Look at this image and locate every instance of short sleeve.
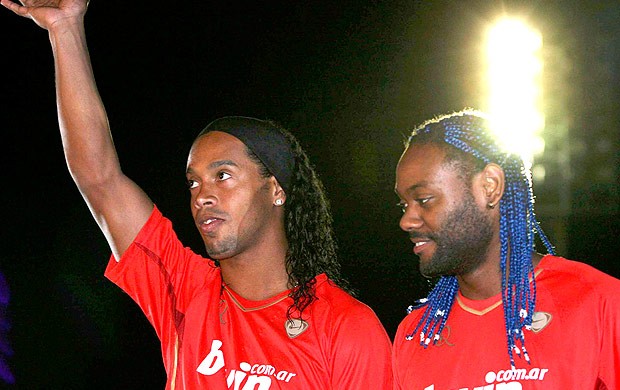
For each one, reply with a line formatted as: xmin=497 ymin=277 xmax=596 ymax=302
xmin=104 ymin=206 xmax=218 ymax=375
xmin=328 ymin=303 xmax=393 ymax=389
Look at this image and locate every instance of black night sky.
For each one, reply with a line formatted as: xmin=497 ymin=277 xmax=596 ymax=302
xmin=1 ymin=1 xmax=619 ymax=388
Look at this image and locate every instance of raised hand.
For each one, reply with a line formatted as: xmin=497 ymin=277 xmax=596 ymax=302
xmin=0 ymin=0 xmax=88 ymax=30
xmin=3 ymin=0 xmax=153 ymax=260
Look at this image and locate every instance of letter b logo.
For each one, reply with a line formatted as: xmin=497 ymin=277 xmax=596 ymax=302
xmin=197 ymin=339 xmax=225 ymax=375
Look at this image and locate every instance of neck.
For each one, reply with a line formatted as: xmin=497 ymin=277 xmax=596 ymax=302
xmin=456 ymin=233 xmax=502 ymax=300
xmin=457 ymin=251 xmax=544 ymax=300
xmin=457 ymin=265 xmax=502 ymax=300
xmin=219 ymin=232 xmax=290 ymax=301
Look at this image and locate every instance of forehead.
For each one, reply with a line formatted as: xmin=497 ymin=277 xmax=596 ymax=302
xmin=395 ymin=143 xmax=461 ymax=195
xmin=187 ymin=131 xmax=252 ymax=169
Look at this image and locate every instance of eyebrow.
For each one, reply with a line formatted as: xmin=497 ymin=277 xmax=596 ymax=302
xmin=186 ymin=159 xmax=239 ymax=174
xmin=394 ymin=181 xmax=430 ymax=197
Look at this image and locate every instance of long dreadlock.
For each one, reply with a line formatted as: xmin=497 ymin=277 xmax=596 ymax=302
xmin=403 ymin=109 xmax=555 ymax=368
xmin=266 ymin=122 xmax=354 ymax=319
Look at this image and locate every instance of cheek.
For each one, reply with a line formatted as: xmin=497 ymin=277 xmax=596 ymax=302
xmin=240 ymin=190 xmax=274 ymax=220
xmin=427 ymin=207 xmax=451 ymax=232
xmin=228 ymin=190 xmax=259 ymax=217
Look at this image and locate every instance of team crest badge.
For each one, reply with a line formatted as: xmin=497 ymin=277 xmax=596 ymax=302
xmin=285 ymin=318 xmax=309 ymax=338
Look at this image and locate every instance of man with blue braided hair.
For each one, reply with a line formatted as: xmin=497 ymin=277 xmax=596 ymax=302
xmin=392 ymin=109 xmax=620 ymax=389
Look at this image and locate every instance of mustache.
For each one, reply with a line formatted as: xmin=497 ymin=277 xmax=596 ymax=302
xmin=196 ymin=209 xmax=229 ymax=221
xmin=408 ymin=231 xmax=436 ymax=240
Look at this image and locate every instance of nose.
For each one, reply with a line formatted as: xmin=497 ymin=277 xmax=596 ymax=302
xmin=399 ymin=206 xmax=423 ymax=232
xmin=193 ymin=184 xmax=218 ymax=209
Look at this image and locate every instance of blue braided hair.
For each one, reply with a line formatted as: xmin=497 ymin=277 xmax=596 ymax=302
xmin=403 ymin=109 xmax=555 ymax=368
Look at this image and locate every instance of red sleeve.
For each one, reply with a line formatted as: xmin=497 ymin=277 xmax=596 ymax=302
xmin=104 ymin=206 xmax=218 ymax=374
xmin=392 ymin=309 xmax=419 ymax=390
xmin=328 ymin=302 xmax=393 ymax=389
xmin=597 ymin=272 xmax=620 ymax=389
xmin=392 ymin=317 xmax=406 ymax=390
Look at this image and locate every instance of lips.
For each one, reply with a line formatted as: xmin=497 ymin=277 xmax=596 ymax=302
xmin=197 ymin=215 xmax=225 ymax=234
xmin=412 ymin=239 xmax=431 ymax=255
xmin=409 ymin=235 xmax=434 ymax=256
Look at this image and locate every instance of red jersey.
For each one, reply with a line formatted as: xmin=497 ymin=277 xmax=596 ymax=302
xmin=393 ymin=255 xmax=620 ymax=389
xmin=105 ymin=206 xmax=393 ymax=389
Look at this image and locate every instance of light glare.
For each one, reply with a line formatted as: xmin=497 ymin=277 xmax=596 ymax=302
xmin=485 ymin=19 xmax=544 ymax=164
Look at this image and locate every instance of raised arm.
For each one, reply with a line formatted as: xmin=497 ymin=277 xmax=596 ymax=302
xmin=2 ymin=0 xmax=153 ymax=260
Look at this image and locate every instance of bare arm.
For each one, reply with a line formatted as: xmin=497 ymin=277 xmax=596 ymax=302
xmin=2 ymin=0 xmax=153 ymax=260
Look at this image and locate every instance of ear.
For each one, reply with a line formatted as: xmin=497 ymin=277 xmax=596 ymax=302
xmin=479 ymin=163 xmax=505 ymax=209
xmin=270 ymin=176 xmax=287 ymax=206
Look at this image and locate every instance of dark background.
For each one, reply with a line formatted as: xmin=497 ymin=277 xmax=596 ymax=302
xmin=1 ymin=1 xmax=619 ymax=388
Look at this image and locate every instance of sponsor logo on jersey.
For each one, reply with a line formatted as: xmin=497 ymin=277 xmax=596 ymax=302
xmin=197 ymin=339 xmax=298 ymax=389
xmin=423 ymin=366 xmax=550 ymax=389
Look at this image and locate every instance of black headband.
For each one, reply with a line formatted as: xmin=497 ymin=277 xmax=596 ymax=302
xmin=201 ymin=116 xmax=295 ymax=194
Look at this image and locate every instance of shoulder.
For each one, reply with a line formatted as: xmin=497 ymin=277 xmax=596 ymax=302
xmin=393 ymin=304 xmax=425 ymax=346
xmin=308 ymin=275 xmax=392 ymax=372
xmin=538 ymin=255 xmax=620 ymax=289
xmin=112 ymin=205 xmax=215 ymax=272
xmin=313 ymin=275 xmax=377 ymax=317
xmin=135 ymin=206 xmax=187 ymax=247
xmin=309 ymin=275 xmax=388 ymax=335
xmin=537 ymin=255 xmax=620 ymax=303
xmin=138 ymin=207 xmax=209 ymax=255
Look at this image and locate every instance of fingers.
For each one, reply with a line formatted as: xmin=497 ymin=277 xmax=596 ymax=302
xmin=0 ymin=0 xmax=30 ymax=17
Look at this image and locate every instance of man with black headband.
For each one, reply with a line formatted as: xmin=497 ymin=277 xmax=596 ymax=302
xmin=2 ymin=0 xmax=393 ymax=388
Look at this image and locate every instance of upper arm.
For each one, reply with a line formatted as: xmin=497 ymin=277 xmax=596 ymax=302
xmin=329 ymin=305 xmax=393 ymax=389
xmin=598 ymin=280 xmax=620 ymax=388
xmin=79 ymin=172 xmax=154 ymax=260
xmin=44 ymin=17 xmax=157 ymax=260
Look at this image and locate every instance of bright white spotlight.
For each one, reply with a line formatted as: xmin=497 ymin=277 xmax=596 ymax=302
xmin=485 ymin=18 xmax=544 ymax=164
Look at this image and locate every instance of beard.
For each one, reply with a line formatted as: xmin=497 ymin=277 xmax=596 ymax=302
xmin=418 ymin=192 xmax=495 ymax=278
xmin=204 ymin=236 xmax=238 ymax=259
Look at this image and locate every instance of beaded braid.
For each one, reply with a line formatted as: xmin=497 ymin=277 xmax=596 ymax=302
xmin=403 ymin=109 xmax=555 ymax=368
